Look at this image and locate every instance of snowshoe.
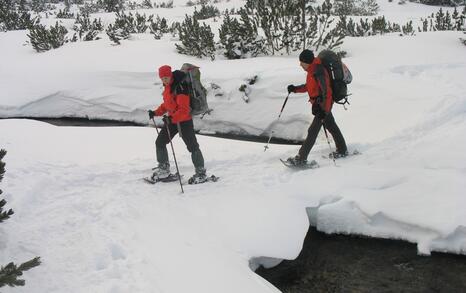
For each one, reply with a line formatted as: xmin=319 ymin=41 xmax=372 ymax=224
xmin=150 ymin=163 xmax=170 ymax=179
xmin=280 ymin=157 xmax=319 ymax=170
xmin=143 ymin=173 xmax=182 ymax=184
xmin=188 ymin=174 xmax=219 ymax=185
xmin=325 ymin=150 xmax=360 ymax=160
xmin=330 ymin=151 xmax=348 ymax=159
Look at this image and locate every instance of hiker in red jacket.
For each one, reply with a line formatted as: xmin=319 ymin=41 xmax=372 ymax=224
xmin=286 ymin=49 xmax=347 ymax=166
xmin=148 ymin=65 xmax=207 ymax=183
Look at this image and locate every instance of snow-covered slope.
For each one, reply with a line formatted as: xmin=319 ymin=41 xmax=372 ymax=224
xmin=1 ymin=1 xmax=465 ymax=141
xmin=1 ymin=1 xmax=466 ymax=292
xmin=0 ymin=113 xmax=465 ymax=292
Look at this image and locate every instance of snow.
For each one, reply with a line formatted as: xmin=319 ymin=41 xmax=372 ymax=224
xmin=1 ymin=0 xmax=466 ymax=292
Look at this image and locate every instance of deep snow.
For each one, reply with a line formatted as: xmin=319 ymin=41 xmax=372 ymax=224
xmin=1 ymin=0 xmax=466 ymax=292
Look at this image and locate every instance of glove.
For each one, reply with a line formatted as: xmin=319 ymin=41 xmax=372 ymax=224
xmin=312 ymin=103 xmax=327 ymax=120
xmin=148 ymin=110 xmax=155 ymax=120
xmin=287 ymin=84 xmax=297 ymax=93
xmin=162 ymin=115 xmax=172 ymax=125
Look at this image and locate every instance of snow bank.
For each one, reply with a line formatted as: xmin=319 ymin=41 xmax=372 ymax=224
xmin=0 ymin=114 xmax=465 ymax=292
xmin=1 ymin=1 xmax=466 ymax=292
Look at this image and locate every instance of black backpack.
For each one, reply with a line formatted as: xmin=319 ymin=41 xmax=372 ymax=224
xmin=318 ymin=50 xmax=353 ymax=105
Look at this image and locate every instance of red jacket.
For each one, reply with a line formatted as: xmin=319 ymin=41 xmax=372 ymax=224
xmin=154 ymin=84 xmax=191 ymax=123
xmin=295 ymin=57 xmax=333 ymax=113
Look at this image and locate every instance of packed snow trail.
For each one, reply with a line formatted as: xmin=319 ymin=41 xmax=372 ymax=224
xmin=1 ymin=118 xmax=465 ymax=293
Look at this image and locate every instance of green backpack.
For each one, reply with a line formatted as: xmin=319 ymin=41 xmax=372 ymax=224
xmin=180 ymin=63 xmax=210 ymax=116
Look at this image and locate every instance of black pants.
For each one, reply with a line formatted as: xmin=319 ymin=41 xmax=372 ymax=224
xmin=299 ymin=112 xmax=347 ymax=160
xmin=155 ymin=119 xmax=205 ymax=171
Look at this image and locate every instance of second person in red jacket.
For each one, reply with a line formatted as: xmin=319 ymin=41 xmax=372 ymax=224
xmin=286 ymin=49 xmax=347 ymax=166
xmin=148 ymin=65 xmax=207 ymax=183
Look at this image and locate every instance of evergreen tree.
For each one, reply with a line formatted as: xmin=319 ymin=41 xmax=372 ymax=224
xmin=31 ymin=0 xmax=46 ymax=13
xmin=175 ymin=14 xmax=215 ymax=60
xmin=141 ymin=0 xmax=152 ymax=8
xmin=218 ymin=12 xmax=242 ymax=59
xmin=73 ymin=13 xmax=103 ymax=41
xmin=333 ymin=0 xmax=354 ymax=16
xmin=106 ymin=11 xmax=153 ymax=44
xmin=356 ymin=18 xmax=371 ymax=36
xmin=0 ymin=0 xmax=38 ymax=31
xmin=358 ymin=0 xmax=379 ymax=16
xmin=56 ymin=8 xmax=74 ymax=19
xmin=0 ymin=150 xmax=11 ymax=223
xmin=149 ymin=15 xmax=169 ymax=39
xmin=28 ymin=22 xmax=68 ymax=52
xmin=307 ymin=0 xmax=345 ymax=51
xmin=243 ymin=0 xmax=304 ymax=55
xmin=371 ymin=16 xmax=386 ymax=34
xmin=435 ymin=8 xmax=446 ymax=30
xmin=98 ymin=0 xmax=123 ymax=12
xmin=106 ymin=23 xmax=129 ymax=45
xmin=193 ymin=4 xmax=220 ymax=20
xmin=218 ymin=11 xmax=266 ymax=59
xmin=0 ymin=150 xmax=41 ymax=288
xmin=401 ymin=20 xmax=414 ymax=35
xmin=452 ymin=6 xmax=466 ymax=30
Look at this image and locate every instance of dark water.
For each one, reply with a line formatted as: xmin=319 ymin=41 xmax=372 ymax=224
xmin=4 ymin=117 xmax=466 ymax=292
xmin=256 ymin=228 xmax=466 ymax=293
xmin=3 ymin=117 xmax=302 ymax=145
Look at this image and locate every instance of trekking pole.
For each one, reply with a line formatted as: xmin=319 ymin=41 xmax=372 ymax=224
xmin=163 ymin=116 xmax=184 ymax=193
xmin=322 ymin=122 xmax=337 ymax=166
xmin=151 ymin=117 xmax=160 ymax=135
xmin=264 ymin=93 xmax=290 ymax=152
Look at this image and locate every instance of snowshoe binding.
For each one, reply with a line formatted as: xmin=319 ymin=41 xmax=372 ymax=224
xmin=326 ymin=150 xmax=360 ymax=160
xmin=143 ymin=173 xmax=182 ymax=184
xmin=281 ymin=155 xmax=319 ymax=170
xmin=143 ymin=163 xmax=180 ymax=184
xmin=188 ymin=168 xmax=219 ymax=185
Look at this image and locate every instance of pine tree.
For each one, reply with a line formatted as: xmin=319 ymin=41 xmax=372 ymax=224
xmin=402 ymin=20 xmax=414 ymax=35
xmin=358 ymin=0 xmax=379 ymax=16
xmin=454 ymin=6 xmax=466 ymax=30
xmin=218 ymin=11 xmax=266 ymax=59
xmin=28 ymin=22 xmax=68 ymax=52
xmin=31 ymin=0 xmax=45 ymax=13
xmin=307 ymin=0 xmax=345 ymax=51
xmin=106 ymin=23 xmax=129 ymax=45
xmin=98 ymin=0 xmax=123 ymax=12
xmin=149 ymin=15 xmax=169 ymax=39
xmin=73 ymin=13 xmax=103 ymax=41
xmin=0 ymin=0 xmax=38 ymax=31
xmin=193 ymin=4 xmax=220 ymax=20
xmin=175 ymin=14 xmax=215 ymax=60
xmin=445 ymin=10 xmax=453 ymax=30
xmin=435 ymin=8 xmax=446 ymax=30
xmin=333 ymin=0 xmax=354 ymax=16
xmin=141 ymin=0 xmax=152 ymax=8
xmin=243 ymin=0 xmax=305 ymax=55
xmin=0 ymin=150 xmax=41 ymax=288
xmin=371 ymin=16 xmax=388 ymax=34
xmin=218 ymin=12 xmax=241 ymax=59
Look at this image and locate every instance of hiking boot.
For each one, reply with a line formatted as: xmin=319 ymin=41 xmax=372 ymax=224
xmin=286 ymin=155 xmax=307 ymax=166
xmin=188 ymin=168 xmax=207 ymax=184
xmin=151 ymin=163 xmax=170 ymax=180
xmin=329 ymin=150 xmax=348 ymax=159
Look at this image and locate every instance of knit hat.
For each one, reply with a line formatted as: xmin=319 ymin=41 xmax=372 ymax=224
xmin=299 ymin=49 xmax=314 ymax=64
xmin=158 ymin=65 xmax=173 ymax=78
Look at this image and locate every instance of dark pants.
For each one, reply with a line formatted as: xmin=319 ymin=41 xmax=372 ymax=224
xmin=299 ymin=112 xmax=347 ymax=160
xmin=155 ymin=119 xmax=205 ymax=171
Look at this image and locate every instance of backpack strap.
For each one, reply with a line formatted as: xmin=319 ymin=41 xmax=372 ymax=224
xmin=314 ymin=64 xmax=328 ymax=105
